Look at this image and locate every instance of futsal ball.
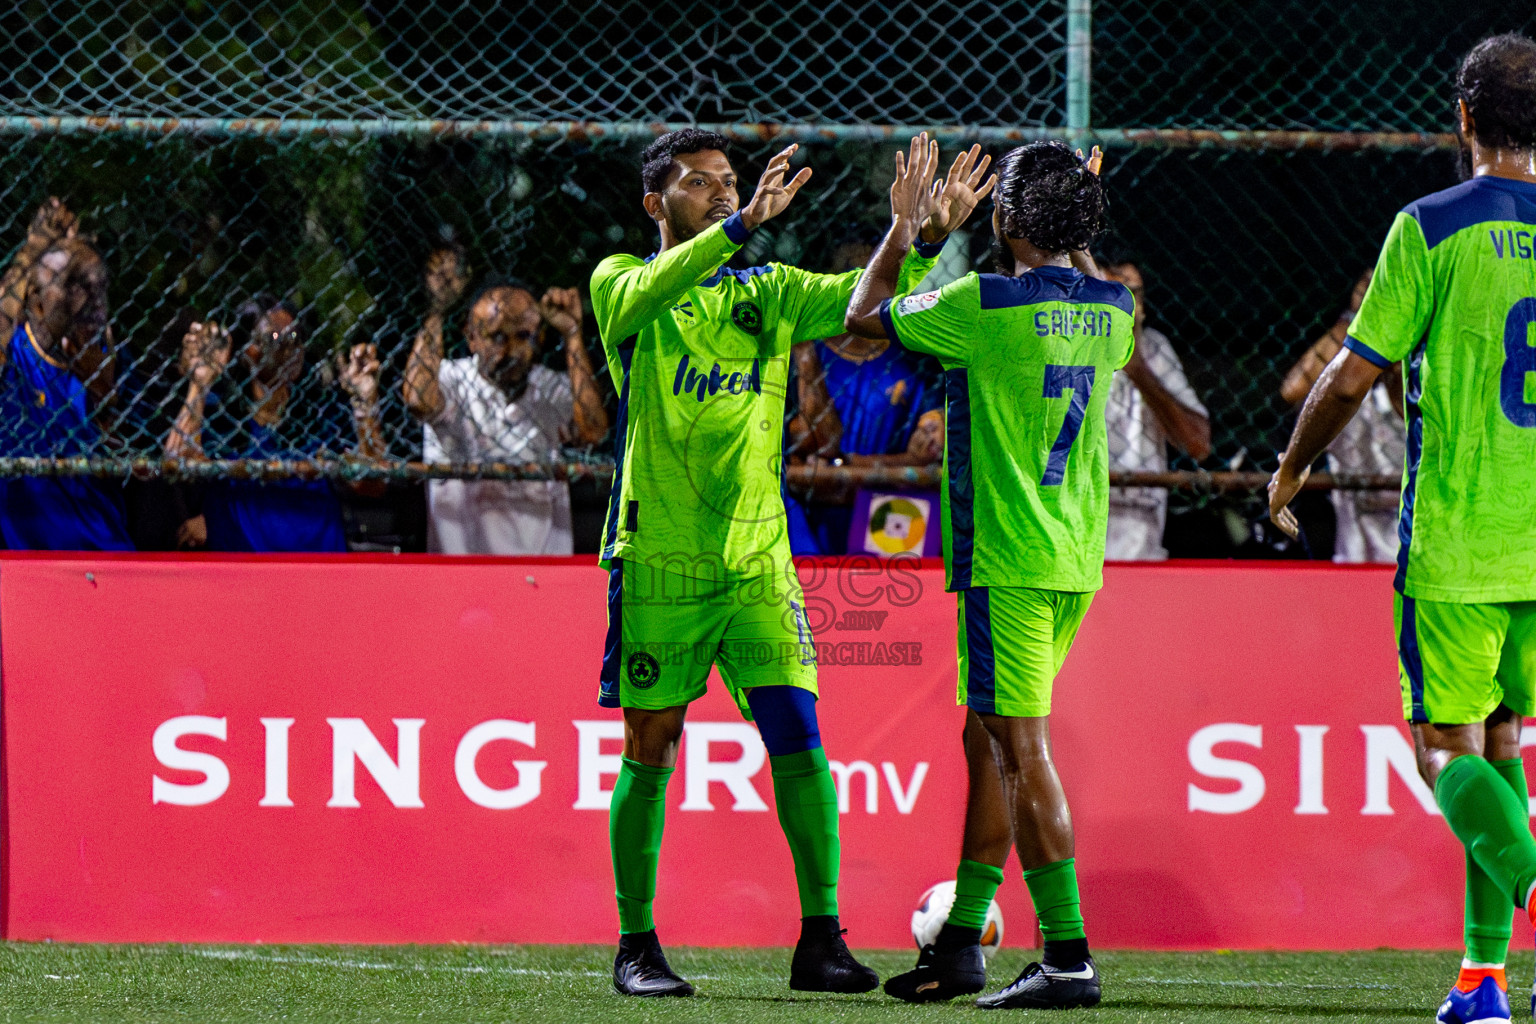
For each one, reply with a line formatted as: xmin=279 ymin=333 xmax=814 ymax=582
xmin=911 ymin=880 xmax=1004 ymax=959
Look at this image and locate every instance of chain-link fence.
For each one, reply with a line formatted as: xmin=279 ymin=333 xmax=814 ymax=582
xmin=1 ymin=1 xmax=1533 ymax=554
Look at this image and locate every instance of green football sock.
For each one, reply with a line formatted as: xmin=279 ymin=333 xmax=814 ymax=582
xmin=947 ymin=859 xmax=1005 ymax=932
xmin=1464 ymin=757 xmax=1529 ymax=964
xmin=770 ymin=748 xmax=840 ymax=918
xmin=1437 ymin=755 xmax=1536 ymax=917
xmin=1023 ymin=857 xmax=1086 ymax=943
xmin=609 ymin=758 xmax=673 ymax=934
xmin=1494 ymin=756 xmax=1530 ymax=821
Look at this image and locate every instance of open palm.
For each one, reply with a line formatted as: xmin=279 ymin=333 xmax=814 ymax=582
xmin=339 ymin=343 xmax=381 ymax=405
xmin=890 ymin=133 xmax=939 ymax=224
xmin=923 ymin=144 xmax=997 ymax=242
xmin=180 ymin=321 xmax=231 ymax=388
xmin=740 ymin=144 xmax=814 ymax=229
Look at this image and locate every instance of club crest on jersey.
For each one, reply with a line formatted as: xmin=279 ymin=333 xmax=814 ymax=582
xmin=898 ymin=291 xmax=941 ymax=315
xmin=731 ymin=300 xmax=763 ymax=335
xmin=626 ymin=650 xmax=660 ymax=689
xmin=672 ymin=353 xmax=762 ymax=402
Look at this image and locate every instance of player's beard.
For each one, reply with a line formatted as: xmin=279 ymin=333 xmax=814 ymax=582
xmin=669 ymin=220 xmax=702 ymax=243
xmin=662 ymin=197 xmax=727 ymax=244
xmin=487 ymin=356 xmax=531 ymax=401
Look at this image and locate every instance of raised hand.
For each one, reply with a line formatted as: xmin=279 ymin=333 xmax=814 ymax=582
xmin=3 ymin=198 xmax=78 ymax=322
xmin=739 ymin=144 xmax=814 ymax=230
xmin=338 ymin=342 xmax=382 ymax=406
xmin=1076 ymin=145 xmax=1104 ymax=177
xmin=539 ymin=286 xmax=584 ymax=339
xmin=179 ymin=321 xmax=231 ymax=388
xmin=890 ymin=133 xmax=940 ymax=225
xmin=423 ymin=246 xmax=468 ymax=315
xmin=27 ymin=197 xmax=77 ymax=248
xmin=1065 ymin=146 xmax=1107 ymax=278
xmin=921 ymin=143 xmax=998 ymax=243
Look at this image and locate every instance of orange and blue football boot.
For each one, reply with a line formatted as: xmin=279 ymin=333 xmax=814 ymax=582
xmin=1436 ymin=967 xmax=1509 ymax=1024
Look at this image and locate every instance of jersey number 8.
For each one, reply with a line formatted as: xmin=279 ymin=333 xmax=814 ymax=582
xmin=1501 ymin=297 xmax=1536 ymax=428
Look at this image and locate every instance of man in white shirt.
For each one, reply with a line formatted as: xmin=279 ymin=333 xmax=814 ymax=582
xmin=1325 ymin=386 xmax=1404 ymax=563
xmin=403 ymin=248 xmax=608 ymax=554
xmin=1099 ymin=260 xmax=1212 ymax=560
xmin=1279 ymin=269 xmax=1404 ymax=563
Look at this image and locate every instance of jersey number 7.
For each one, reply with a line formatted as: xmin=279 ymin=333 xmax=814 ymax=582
xmin=1041 ymin=364 xmax=1097 ymax=486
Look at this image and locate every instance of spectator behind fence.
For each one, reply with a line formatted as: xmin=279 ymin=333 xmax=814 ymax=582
xmin=1098 ymin=255 xmax=1211 ymax=561
xmin=163 ymin=297 xmax=386 ymax=552
xmin=1280 ymin=269 xmax=1404 ymax=563
xmin=0 ymin=199 xmax=134 ymax=551
xmin=402 ymin=247 xmax=607 ymax=555
xmin=784 ymin=238 xmax=944 ymax=556
xmin=114 ymin=309 xmax=212 ymax=550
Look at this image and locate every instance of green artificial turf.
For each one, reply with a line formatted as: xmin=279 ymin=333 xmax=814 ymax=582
xmin=0 ymin=942 xmax=1501 ymax=1023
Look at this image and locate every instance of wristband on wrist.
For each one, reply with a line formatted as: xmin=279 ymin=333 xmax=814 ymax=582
xmin=721 ymin=211 xmax=752 ymax=244
xmin=913 ymin=235 xmax=947 ymax=259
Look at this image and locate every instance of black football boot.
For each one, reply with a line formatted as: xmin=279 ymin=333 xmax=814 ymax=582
xmin=788 ymin=915 xmax=880 ymax=993
xmin=612 ymin=930 xmax=694 ymax=997
xmin=884 ymin=924 xmax=988 ymax=1003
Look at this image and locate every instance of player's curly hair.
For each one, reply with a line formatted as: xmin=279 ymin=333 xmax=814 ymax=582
xmin=994 ymin=142 xmax=1108 ymax=256
xmin=1458 ymin=34 xmax=1536 ymax=151
xmin=640 ymin=129 xmax=733 ymax=195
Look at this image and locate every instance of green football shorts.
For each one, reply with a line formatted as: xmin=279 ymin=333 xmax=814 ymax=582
xmin=598 ymin=559 xmax=819 ymax=716
xmin=956 ymin=586 xmax=1093 ymax=717
xmin=1396 ymin=593 xmax=1536 ymax=724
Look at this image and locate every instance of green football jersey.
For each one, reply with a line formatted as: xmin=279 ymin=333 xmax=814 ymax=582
xmin=1347 ymin=175 xmax=1536 ymax=603
xmin=883 ymin=266 xmax=1134 ymax=592
xmin=591 ymin=212 xmax=940 ymax=581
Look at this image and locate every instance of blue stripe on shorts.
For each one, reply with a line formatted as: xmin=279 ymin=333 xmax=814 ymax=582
xmin=598 ymin=560 xmax=624 ymax=708
xmin=1399 ymin=594 xmax=1427 ymax=724
xmin=963 ymin=587 xmax=996 ymax=715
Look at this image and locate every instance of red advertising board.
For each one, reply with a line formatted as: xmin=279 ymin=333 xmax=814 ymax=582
xmin=0 ymin=554 xmax=1481 ymax=949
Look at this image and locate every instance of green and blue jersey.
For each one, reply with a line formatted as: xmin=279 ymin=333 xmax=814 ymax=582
xmin=882 ymin=266 xmax=1135 ymax=592
xmin=1347 ymin=175 xmax=1536 ymax=602
xmin=590 ymin=212 xmax=939 ymax=580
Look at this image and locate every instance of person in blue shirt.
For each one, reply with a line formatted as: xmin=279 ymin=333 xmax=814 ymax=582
xmin=784 ymin=238 xmax=945 ymax=555
xmin=0 ymin=199 xmax=134 ymax=550
xmin=162 ymin=296 xmax=386 ymax=552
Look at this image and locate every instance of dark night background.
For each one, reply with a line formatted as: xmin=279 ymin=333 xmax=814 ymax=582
xmin=0 ymin=1 xmax=1531 ymax=554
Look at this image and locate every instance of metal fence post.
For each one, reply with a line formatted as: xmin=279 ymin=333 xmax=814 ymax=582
xmin=1065 ymin=0 xmax=1092 ymax=145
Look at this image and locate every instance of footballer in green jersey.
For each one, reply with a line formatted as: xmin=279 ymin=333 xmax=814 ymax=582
xmin=1270 ymin=34 xmax=1536 ymax=1020
xmin=847 ymin=137 xmax=1127 ymax=1010
xmin=589 ymin=129 xmax=983 ymax=999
